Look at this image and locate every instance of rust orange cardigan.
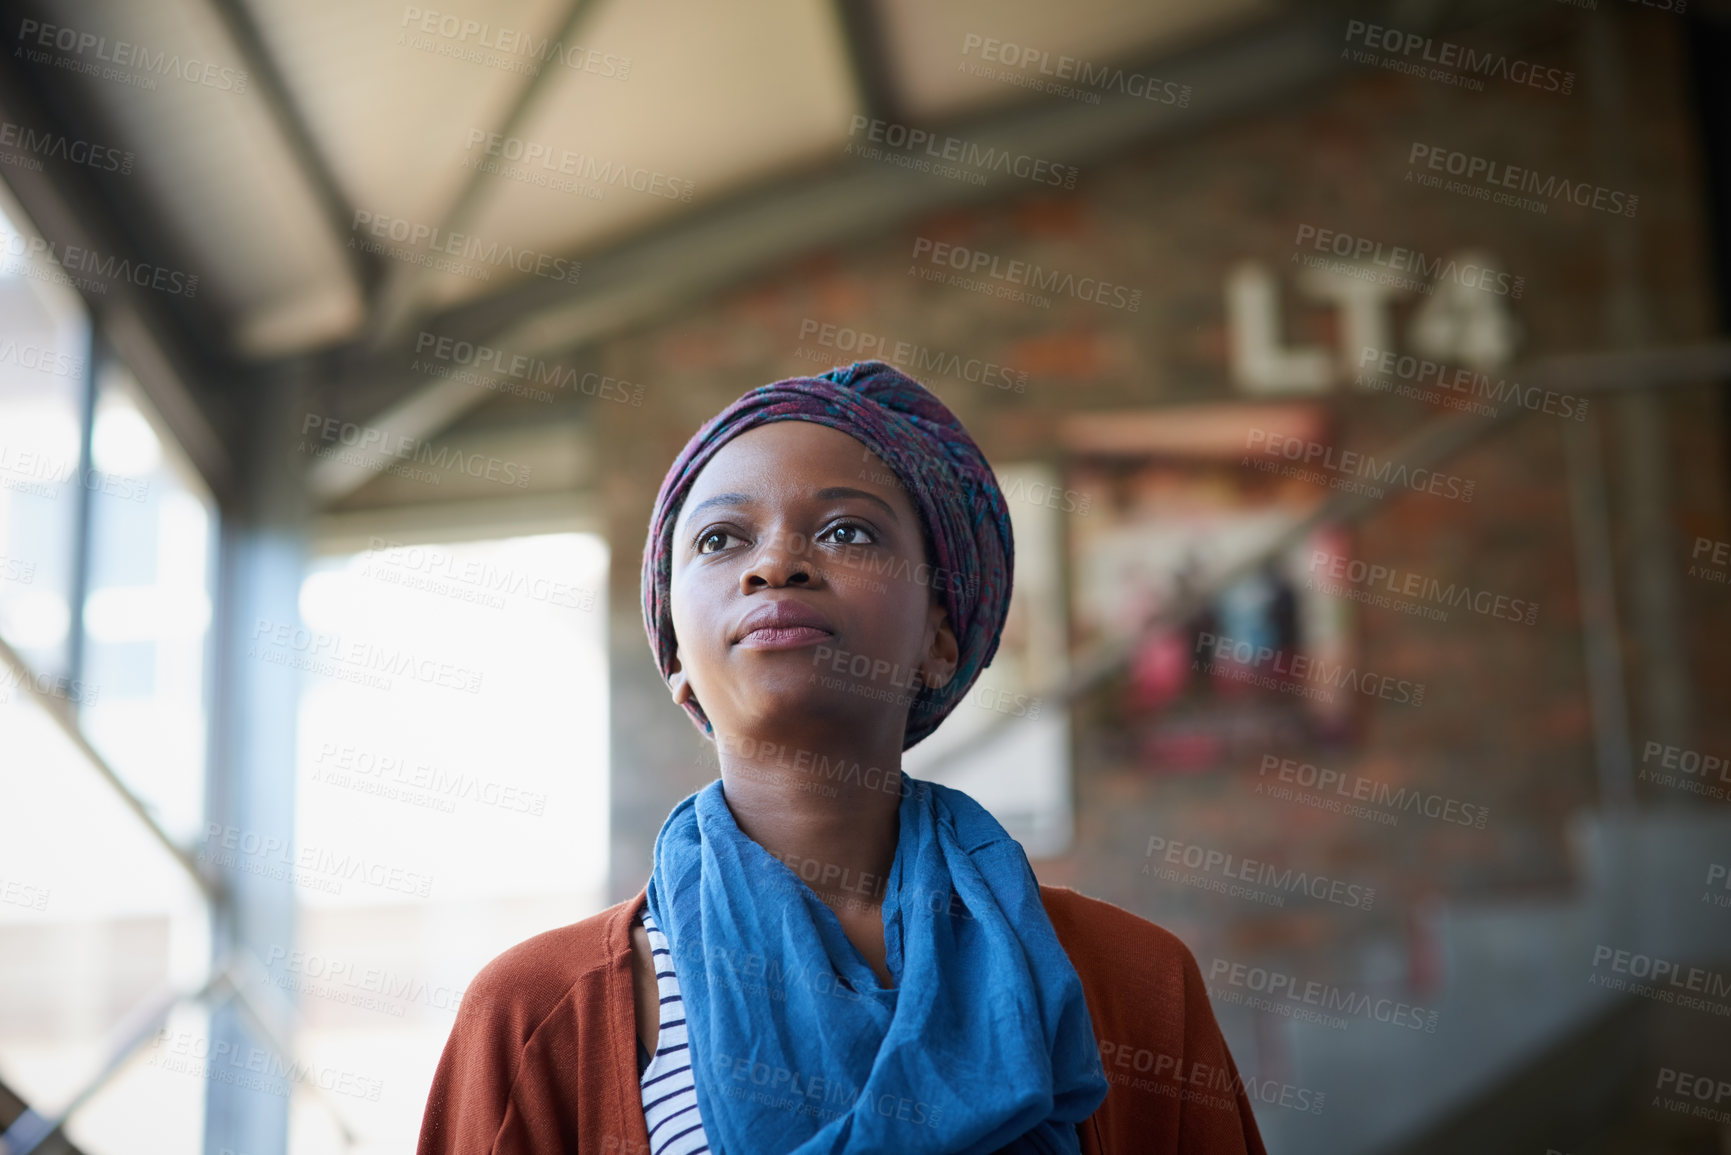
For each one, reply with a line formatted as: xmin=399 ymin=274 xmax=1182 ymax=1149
xmin=418 ymin=884 xmax=1269 ymax=1154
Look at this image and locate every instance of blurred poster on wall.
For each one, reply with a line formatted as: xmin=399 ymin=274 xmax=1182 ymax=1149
xmin=1062 ymin=403 xmax=1356 ymax=776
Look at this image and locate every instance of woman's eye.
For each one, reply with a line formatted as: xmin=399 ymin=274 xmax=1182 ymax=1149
xmin=696 ymin=529 xmax=738 ymax=555
xmin=819 ymin=522 xmax=876 ymax=547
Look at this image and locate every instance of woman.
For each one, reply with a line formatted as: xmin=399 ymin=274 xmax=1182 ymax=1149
xmin=417 ymin=361 xmax=1267 ymax=1154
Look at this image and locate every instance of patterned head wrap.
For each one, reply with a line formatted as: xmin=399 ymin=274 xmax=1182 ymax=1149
xmin=640 ymin=360 xmax=1014 ymax=750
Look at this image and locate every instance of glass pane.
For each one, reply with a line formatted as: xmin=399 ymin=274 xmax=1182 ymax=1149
xmin=79 ymin=359 xmax=217 ymax=846
xmin=63 ymin=1001 xmax=208 ymax=1155
xmin=0 ymin=189 xmax=90 ymax=681
xmin=286 ymin=532 xmax=610 ymax=1153
xmin=0 ymin=683 xmax=211 ymax=1149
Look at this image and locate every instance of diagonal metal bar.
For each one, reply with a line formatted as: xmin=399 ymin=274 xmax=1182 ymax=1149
xmin=201 ymin=0 xmax=377 ymax=297
xmin=222 ymin=950 xmax=362 ymax=1149
xmin=363 ymin=0 xmax=598 ymax=349
xmin=1 ymin=967 xmax=233 ymax=1155
xmin=0 ymin=64 xmax=237 ymax=502
xmin=935 ymin=342 xmax=1731 ymax=764
xmin=1 ymin=949 xmax=362 ymax=1155
xmin=831 ymin=0 xmax=904 ymax=124
xmin=0 ymin=634 xmax=214 ymax=902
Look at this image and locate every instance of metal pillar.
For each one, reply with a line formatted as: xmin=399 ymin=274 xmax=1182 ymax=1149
xmin=202 ymin=369 xmax=311 ymax=1155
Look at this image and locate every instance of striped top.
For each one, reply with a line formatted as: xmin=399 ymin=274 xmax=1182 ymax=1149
xmin=637 ymin=905 xmax=712 ymax=1155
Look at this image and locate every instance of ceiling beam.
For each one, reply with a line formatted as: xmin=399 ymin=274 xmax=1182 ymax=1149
xmin=359 ymin=0 xmax=600 ymax=351
xmin=0 ymin=60 xmax=237 ymax=503
xmin=202 ymin=0 xmax=379 ymax=299
xmin=309 ymin=3 xmax=1362 ymax=504
xmin=831 ymin=0 xmax=906 ymax=125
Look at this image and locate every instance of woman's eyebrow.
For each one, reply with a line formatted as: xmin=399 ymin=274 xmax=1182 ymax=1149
xmin=684 ymin=487 xmax=900 ymax=526
xmin=814 ymin=486 xmax=900 ymax=522
xmin=683 ymin=492 xmax=753 ymax=524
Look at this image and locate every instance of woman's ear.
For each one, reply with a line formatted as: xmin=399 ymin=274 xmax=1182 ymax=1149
xmin=919 ymin=603 xmax=960 ymax=691
xmin=668 ymin=648 xmax=697 ymax=708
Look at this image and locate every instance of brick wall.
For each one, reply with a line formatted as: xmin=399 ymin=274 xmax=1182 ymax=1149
xmin=589 ymin=10 xmax=1731 ymax=976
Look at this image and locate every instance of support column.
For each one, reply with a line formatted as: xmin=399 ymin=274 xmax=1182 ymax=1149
xmin=1583 ymin=11 xmax=1694 ymax=750
xmin=202 ymin=369 xmax=311 ymax=1155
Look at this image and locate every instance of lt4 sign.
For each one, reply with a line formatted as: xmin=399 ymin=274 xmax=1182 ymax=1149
xmin=1225 ymin=250 xmax=1521 ymax=396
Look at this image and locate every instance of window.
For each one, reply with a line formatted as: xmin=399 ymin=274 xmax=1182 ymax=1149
xmin=286 ymin=531 xmax=610 ymax=1150
xmin=0 ymin=195 xmax=90 ymax=682
xmin=0 ymin=186 xmax=215 ymax=1155
xmin=79 ymin=359 xmax=218 ymax=846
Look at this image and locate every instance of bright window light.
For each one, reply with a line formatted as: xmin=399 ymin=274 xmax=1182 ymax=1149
xmin=287 ymin=531 xmax=609 ymax=1154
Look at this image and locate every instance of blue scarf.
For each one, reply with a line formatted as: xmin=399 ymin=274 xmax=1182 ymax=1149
xmin=645 ymin=775 xmax=1108 ymax=1154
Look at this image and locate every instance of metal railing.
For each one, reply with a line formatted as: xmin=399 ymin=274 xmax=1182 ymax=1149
xmin=0 ymin=950 xmax=360 ymax=1155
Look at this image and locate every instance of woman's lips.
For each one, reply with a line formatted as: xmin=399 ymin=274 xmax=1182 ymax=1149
xmin=736 ymin=625 xmax=833 ymax=650
xmin=733 ymin=597 xmax=835 ymax=648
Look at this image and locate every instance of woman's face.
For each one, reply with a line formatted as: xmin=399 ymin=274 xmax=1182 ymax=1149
xmin=666 ymin=420 xmax=958 ymax=747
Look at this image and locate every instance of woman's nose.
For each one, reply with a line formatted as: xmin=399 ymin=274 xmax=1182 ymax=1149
xmin=742 ymin=528 xmax=815 ymax=590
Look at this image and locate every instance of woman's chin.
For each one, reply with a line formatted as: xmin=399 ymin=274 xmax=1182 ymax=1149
xmin=719 ymin=682 xmax=890 ymax=735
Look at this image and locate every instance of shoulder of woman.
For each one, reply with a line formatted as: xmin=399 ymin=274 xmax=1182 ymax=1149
xmin=418 ymin=893 xmax=646 ymax=1153
xmin=1038 ymin=885 xmax=1205 ymax=996
xmin=1039 ymin=886 xmax=1271 ymax=1155
xmin=455 ymin=891 xmax=643 ymax=1036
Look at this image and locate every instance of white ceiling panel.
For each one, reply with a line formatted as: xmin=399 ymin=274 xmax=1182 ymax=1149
xmin=27 ymin=0 xmax=363 ymax=355
xmin=243 ymin=0 xmax=571 ymax=239
xmin=877 ymin=0 xmax=1276 ymax=120
xmin=423 ymin=0 xmax=859 ymax=310
xmin=6 ymin=0 xmax=1292 ymax=360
